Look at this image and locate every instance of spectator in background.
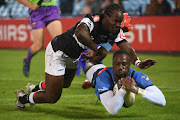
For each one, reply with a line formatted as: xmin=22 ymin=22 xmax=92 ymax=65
xmin=82 ymin=3 xmax=92 ymax=15
xmin=0 ymin=0 xmax=6 ymax=6
xmin=60 ymin=0 xmax=73 ymax=15
xmin=72 ymin=0 xmax=85 ymax=16
xmin=100 ymin=0 xmax=111 ymax=13
xmin=82 ymin=0 xmax=101 ymax=15
xmin=167 ymin=0 xmax=176 ymax=14
xmin=120 ymin=0 xmax=144 ymax=16
xmin=174 ymin=0 xmax=180 ymax=15
xmin=145 ymin=0 xmax=172 ymax=15
xmin=86 ymin=0 xmax=101 ymax=14
xmin=113 ymin=0 xmax=125 ymax=12
xmin=16 ymin=0 xmax=63 ymax=77
xmin=100 ymin=0 xmax=125 ymax=13
xmin=73 ymin=0 xmax=101 ymax=16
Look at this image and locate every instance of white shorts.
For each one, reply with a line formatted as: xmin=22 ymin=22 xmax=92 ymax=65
xmin=86 ymin=64 xmax=106 ymax=83
xmin=45 ymin=42 xmax=79 ymax=76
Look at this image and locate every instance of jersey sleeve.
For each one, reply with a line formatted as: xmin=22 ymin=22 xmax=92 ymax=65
xmin=115 ymin=29 xmax=126 ymax=43
xmin=95 ymin=74 xmax=112 ymax=100
xmin=79 ymin=18 xmax=94 ymax=32
xmin=100 ymin=43 xmax=112 ymax=52
xmin=133 ymin=70 xmax=153 ymax=89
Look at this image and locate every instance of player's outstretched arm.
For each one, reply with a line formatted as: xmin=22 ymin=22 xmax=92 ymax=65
xmin=117 ymin=42 xmax=157 ymax=69
xmin=139 ymin=85 xmax=166 ymax=106
xmin=120 ymin=77 xmax=166 ymax=106
xmin=100 ymin=89 xmax=126 ymax=115
xmin=137 ymin=59 xmax=157 ymax=69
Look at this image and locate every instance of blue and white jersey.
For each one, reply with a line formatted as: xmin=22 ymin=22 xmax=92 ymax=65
xmin=94 ymin=67 xmax=153 ymax=100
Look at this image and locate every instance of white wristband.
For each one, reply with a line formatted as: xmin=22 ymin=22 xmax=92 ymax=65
xmin=138 ymin=88 xmax=145 ymax=97
xmin=135 ymin=60 xmax=141 ymax=67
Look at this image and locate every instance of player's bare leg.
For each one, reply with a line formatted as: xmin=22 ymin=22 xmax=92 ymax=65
xmin=33 ymin=73 xmax=64 ymax=103
xmin=16 ymin=73 xmax=63 ymax=108
xmin=16 ymin=68 xmax=77 ymax=108
xmin=63 ymin=69 xmax=77 ymax=88
xmin=26 ymin=68 xmax=77 ymax=94
xmin=23 ymin=20 xmax=62 ymax=77
xmin=47 ymin=20 xmax=62 ymax=38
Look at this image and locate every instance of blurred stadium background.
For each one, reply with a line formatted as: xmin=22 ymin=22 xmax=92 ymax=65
xmin=0 ymin=0 xmax=180 ymax=120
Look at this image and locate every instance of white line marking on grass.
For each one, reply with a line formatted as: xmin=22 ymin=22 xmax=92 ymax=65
xmin=0 ymin=78 xmax=40 ymax=82
xmin=0 ymin=94 xmax=94 ymax=102
xmin=162 ymin=89 xmax=180 ymax=92
xmin=0 ymin=78 xmax=82 ymax=85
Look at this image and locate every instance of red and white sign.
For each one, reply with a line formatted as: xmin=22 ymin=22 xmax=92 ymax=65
xmin=112 ymin=16 xmax=180 ymax=52
xmin=0 ymin=16 xmax=179 ymax=52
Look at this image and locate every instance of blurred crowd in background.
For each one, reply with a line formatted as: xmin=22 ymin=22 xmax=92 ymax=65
xmin=0 ymin=0 xmax=180 ymax=18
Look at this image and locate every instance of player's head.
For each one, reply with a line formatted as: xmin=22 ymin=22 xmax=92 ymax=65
xmin=113 ymin=50 xmax=131 ymax=78
xmin=102 ymin=4 xmax=124 ymax=33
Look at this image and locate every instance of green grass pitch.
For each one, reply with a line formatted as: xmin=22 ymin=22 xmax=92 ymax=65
xmin=0 ymin=49 xmax=180 ymax=120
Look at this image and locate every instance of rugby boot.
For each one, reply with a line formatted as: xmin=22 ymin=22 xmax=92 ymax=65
xmin=16 ymin=89 xmax=25 ymax=108
xmin=23 ymin=59 xmax=30 ymax=77
xmin=26 ymin=83 xmax=36 ymax=106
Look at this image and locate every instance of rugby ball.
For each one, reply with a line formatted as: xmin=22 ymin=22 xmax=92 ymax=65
xmin=123 ymin=91 xmax=136 ymax=107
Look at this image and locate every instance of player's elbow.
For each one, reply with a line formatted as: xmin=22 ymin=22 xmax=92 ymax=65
xmin=104 ymin=105 xmax=119 ymax=115
xmin=158 ymin=94 xmax=166 ymax=106
xmin=108 ymin=110 xmax=118 ymax=115
xmin=154 ymin=97 xmax=166 ymax=106
xmin=159 ymin=99 xmax=166 ymax=106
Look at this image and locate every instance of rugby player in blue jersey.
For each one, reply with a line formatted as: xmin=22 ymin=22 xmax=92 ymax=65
xmin=85 ymin=50 xmax=166 ymax=115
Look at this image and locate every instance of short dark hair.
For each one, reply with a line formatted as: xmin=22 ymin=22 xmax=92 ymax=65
xmin=103 ymin=4 xmax=123 ymax=17
xmin=113 ymin=50 xmax=131 ymax=59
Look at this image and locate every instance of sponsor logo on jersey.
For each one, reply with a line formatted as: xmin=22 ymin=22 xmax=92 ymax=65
xmin=93 ymin=15 xmax=100 ymax=22
xmin=88 ymin=20 xmax=92 ymax=28
xmin=98 ymin=87 xmax=108 ymax=92
xmin=141 ymin=76 xmax=150 ymax=81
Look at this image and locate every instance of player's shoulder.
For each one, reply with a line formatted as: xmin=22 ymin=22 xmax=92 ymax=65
xmin=85 ymin=14 xmax=101 ymax=23
xmin=129 ymin=68 xmax=149 ymax=79
xmin=97 ymin=67 xmax=113 ymax=80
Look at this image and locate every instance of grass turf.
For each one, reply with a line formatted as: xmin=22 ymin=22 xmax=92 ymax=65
xmin=0 ymin=49 xmax=180 ymax=120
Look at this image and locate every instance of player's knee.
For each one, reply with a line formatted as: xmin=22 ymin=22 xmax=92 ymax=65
xmin=50 ymin=97 xmax=60 ymax=103
xmin=63 ymin=83 xmax=71 ymax=88
xmin=34 ymin=43 xmax=43 ymax=51
xmin=48 ymin=95 xmax=61 ymax=103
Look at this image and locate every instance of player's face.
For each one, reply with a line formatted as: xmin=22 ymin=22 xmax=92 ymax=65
xmin=103 ymin=10 xmax=123 ymax=33
xmin=113 ymin=54 xmax=131 ymax=79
